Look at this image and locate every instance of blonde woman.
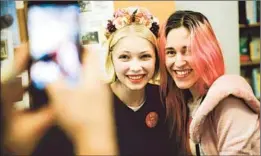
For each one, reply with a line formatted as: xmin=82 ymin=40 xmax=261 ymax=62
xmin=104 ymin=7 xmax=174 ymax=155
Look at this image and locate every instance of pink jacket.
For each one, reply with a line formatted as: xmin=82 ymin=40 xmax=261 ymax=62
xmin=190 ymin=75 xmax=260 ymax=155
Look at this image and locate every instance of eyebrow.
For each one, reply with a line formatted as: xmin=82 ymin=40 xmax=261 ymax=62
xmin=165 ymin=47 xmax=175 ymax=51
xmin=121 ymin=50 xmax=151 ymax=54
xmin=165 ymin=46 xmax=187 ymax=51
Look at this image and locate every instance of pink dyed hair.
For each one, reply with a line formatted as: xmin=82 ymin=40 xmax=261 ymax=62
xmin=158 ymin=10 xmax=225 ymax=155
xmin=189 ymin=21 xmax=225 ymax=95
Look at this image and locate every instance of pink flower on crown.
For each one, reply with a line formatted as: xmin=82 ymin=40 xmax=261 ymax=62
xmin=134 ymin=8 xmax=153 ymax=28
xmin=113 ymin=15 xmax=131 ymax=29
xmin=113 ymin=9 xmax=129 ymax=18
xmin=135 ymin=13 xmax=151 ymax=27
xmin=105 ymin=7 xmax=160 ymax=38
xmin=136 ymin=8 xmax=153 ymax=19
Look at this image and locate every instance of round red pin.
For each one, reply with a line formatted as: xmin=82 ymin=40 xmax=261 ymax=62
xmin=145 ymin=112 xmax=158 ymax=128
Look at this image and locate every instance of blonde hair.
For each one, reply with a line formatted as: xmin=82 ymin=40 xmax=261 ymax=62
xmin=104 ymin=24 xmax=160 ymax=84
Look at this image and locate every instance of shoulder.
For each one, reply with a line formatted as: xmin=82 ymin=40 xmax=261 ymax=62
xmin=209 ymin=98 xmax=260 ymax=156
xmin=216 ymin=95 xmax=252 ymax=113
xmin=213 ymin=95 xmax=258 ymax=122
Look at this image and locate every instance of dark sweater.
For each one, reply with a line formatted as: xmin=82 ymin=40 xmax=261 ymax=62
xmin=114 ymin=84 xmax=173 ymax=156
xmin=30 ymin=84 xmax=176 ymax=156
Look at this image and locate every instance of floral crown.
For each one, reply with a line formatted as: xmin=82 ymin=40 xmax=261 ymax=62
xmin=105 ymin=7 xmax=160 ymax=39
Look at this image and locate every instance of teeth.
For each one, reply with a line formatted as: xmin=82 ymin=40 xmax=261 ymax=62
xmin=176 ymin=70 xmax=191 ymax=76
xmin=128 ymin=75 xmax=143 ymax=80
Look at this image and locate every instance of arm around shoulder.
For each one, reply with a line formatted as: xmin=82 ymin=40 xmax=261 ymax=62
xmin=214 ymin=95 xmax=260 ymax=155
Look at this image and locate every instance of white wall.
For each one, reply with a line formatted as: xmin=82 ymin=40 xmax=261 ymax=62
xmin=174 ymin=1 xmax=240 ymax=74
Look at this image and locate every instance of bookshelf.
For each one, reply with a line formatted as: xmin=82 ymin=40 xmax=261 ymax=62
xmin=240 ymin=60 xmax=260 ymax=67
xmin=239 ymin=22 xmax=260 ymax=29
xmin=238 ymin=1 xmax=260 ymax=99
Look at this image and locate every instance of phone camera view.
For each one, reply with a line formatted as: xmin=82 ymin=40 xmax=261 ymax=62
xmin=27 ymin=4 xmax=81 ymax=90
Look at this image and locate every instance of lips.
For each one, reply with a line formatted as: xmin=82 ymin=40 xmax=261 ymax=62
xmin=127 ymin=74 xmax=145 ymax=83
xmin=174 ymin=69 xmax=192 ymax=78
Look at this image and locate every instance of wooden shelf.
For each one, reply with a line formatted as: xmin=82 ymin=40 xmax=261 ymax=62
xmin=239 ymin=23 xmax=260 ymax=28
xmin=240 ymin=60 xmax=260 ymax=67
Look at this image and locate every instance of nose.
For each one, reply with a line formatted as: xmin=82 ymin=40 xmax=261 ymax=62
xmin=129 ymin=59 xmax=142 ymax=72
xmin=174 ymin=53 xmax=186 ymax=67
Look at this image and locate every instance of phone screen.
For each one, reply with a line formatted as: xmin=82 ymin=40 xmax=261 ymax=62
xmin=27 ymin=1 xmax=81 ymax=109
xmin=28 ymin=2 xmax=81 ymax=87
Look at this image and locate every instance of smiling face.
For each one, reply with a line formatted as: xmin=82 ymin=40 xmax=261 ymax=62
xmin=165 ymin=27 xmax=199 ymax=90
xmin=112 ymin=35 xmax=156 ymax=90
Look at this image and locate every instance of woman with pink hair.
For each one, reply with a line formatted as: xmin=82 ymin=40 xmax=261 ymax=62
xmin=159 ymin=10 xmax=260 ymax=155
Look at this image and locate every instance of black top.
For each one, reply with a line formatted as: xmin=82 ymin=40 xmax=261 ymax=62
xmin=30 ymin=84 xmax=176 ymax=156
xmin=114 ymin=84 xmax=173 ymax=156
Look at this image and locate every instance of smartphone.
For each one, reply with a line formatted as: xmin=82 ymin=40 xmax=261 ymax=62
xmin=27 ymin=1 xmax=81 ymax=109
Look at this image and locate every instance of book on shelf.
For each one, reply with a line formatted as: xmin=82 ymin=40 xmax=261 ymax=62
xmin=249 ymin=38 xmax=260 ymax=62
xmin=246 ymin=0 xmax=260 ymax=25
xmin=252 ymin=68 xmax=260 ymax=99
xmin=239 ymin=36 xmax=250 ymax=62
xmin=257 ymin=0 xmax=260 ymax=23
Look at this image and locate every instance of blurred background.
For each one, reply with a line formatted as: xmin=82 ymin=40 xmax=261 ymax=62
xmin=1 ymin=1 xmax=260 ymax=109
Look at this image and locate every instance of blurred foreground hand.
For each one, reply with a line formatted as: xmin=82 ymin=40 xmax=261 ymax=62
xmin=1 ymin=43 xmax=118 ymax=155
xmin=1 ymin=42 xmax=55 ymax=155
xmin=45 ymin=45 xmax=118 ymax=155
